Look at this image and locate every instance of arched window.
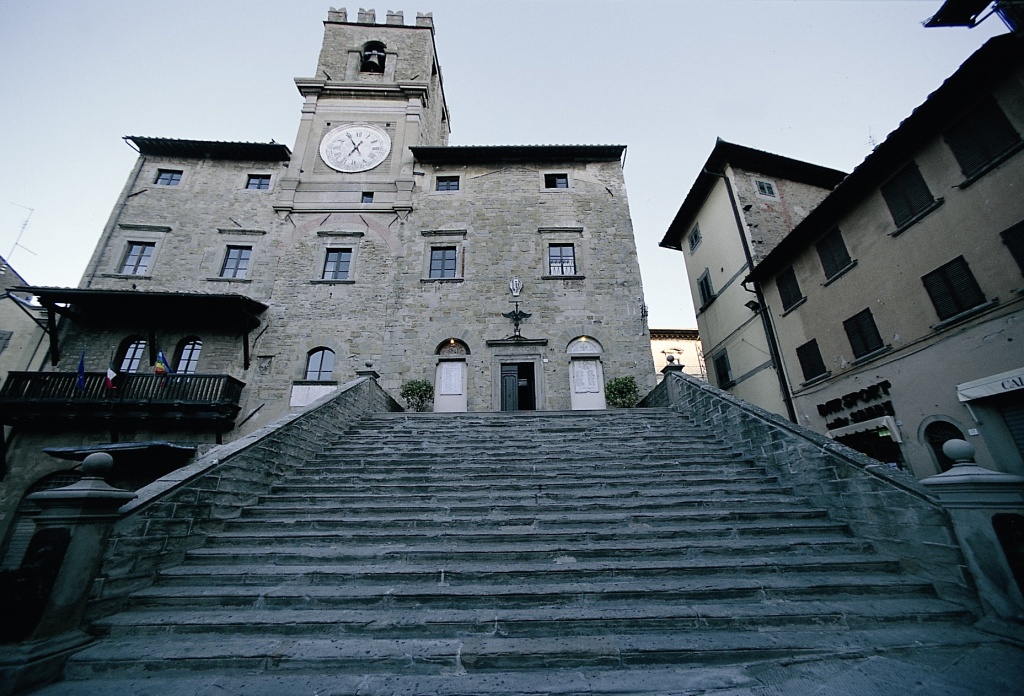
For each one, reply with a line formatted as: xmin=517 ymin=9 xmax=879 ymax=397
xmin=117 ymin=336 xmax=147 ymax=373
xmin=360 ymin=41 xmax=386 ymax=73
xmin=924 ymin=420 xmax=965 ymax=473
xmin=175 ymin=337 xmax=202 ymax=374
xmin=305 ymin=347 xmax=335 ymax=381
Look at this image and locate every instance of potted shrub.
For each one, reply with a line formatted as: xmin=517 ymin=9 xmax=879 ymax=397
xmin=605 ymin=376 xmax=639 ymax=408
xmin=400 ymin=379 xmax=434 ymax=412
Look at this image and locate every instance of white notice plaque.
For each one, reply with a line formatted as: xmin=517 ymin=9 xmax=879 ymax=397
xmin=573 ymin=360 xmax=600 ymax=393
xmin=440 ymin=362 xmax=463 ymax=395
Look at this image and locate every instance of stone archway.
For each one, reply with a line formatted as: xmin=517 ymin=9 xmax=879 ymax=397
xmin=434 ymin=338 xmax=469 ymax=412
xmin=567 ymin=336 xmax=606 ymax=410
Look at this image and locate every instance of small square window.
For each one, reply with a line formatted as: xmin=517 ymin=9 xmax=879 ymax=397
xmin=712 ymin=350 xmax=733 ymax=388
xmin=688 ymin=224 xmax=702 ymax=252
xmin=436 ymin=176 xmax=460 ymax=192
xmin=120 ymin=242 xmax=155 ymax=275
xmin=776 ymin=267 xmax=803 ymax=311
xmin=816 ymin=228 xmax=852 ymax=281
xmin=548 ymin=244 xmax=576 ymax=276
xmin=322 ymin=248 xmax=353 ymax=280
xmin=843 ymin=308 xmax=884 ymax=359
xmin=544 ymin=173 xmax=569 ymax=189
xmin=220 ymin=245 xmax=252 ymax=279
xmin=361 ymin=192 xmax=374 ymax=203
xmin=880 ymin=163 xmax=935 ymax=228
xmin=796 ymin=339 xmax=828 ymax=382
xmin=155 ymin=169 xmax=182 ymax=186
xmin=755 ymin=179 xmax=776 ymax=197
xmin=429 ymin=247 xmax=458 ymax=278
xmin=246 ymin=174 xmax=271 ymax=190
xmin=921 ymin=255 xmax=986 ymax=321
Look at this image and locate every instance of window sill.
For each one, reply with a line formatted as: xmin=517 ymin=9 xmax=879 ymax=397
xmin=420 ymin=277 xmax=464 ymax=283
xmin=822 ymin=260 xmax=858 ymax=287
xmin=102 ymin=273 xmax=152 ymax=279
xmin=697 ymin=295 xmax=718 ymax=313
xmin=542 ymin=274 xmax=586 ymax=281
xmin=781 ymin=296 xmax=807 ymax=316
xmin=956 ymin=141 xmax=1024 ymax=190
xmin=890 ymin=197 xmax=944 ymax=238
xmin=800 ymin=371 xmax=832 ymax=388
xmin=206 ymin=277 xmax=252 ymax=283
xmin=931 ymin=299 xmax=998 ymax=331
xmin=292 ymin=380 xmax=338 ymax=386
xmin=310 ymin=279 xmax=355 ymax=285
xmin=850 ymin=345 xmax=892 ymax=367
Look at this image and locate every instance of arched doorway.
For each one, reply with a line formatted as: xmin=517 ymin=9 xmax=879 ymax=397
xmin=434 ymin=339 xmax=469 ymax=412
xmin=567 ymin=336 xmax=606 ymax=410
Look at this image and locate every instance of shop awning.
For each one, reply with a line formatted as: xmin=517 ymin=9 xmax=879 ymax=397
xmin=957 ymin=366 xmax=1024 ymax=402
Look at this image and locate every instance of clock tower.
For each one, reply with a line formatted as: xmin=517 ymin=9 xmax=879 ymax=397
xmin=275 ymin=8 xmax=448 ymax=217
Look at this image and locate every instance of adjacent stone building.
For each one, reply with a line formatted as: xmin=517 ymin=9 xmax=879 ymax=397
xmin=649 ymin=328 xmax=704 ymax=382
xmin=660 ymin=141 xmax=845 ymax=418
xmin=0 ymin=9 xmax=655 ymax=563
xmin=748 ymin=33 xmax=1024 ymax=478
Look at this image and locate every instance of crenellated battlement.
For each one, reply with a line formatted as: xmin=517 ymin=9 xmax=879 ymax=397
xmin=327 ymin=7 xmax=433 ymax=28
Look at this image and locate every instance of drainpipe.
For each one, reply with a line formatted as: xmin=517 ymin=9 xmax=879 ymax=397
xmin=706 ymin=167 xmax=797 ymax=423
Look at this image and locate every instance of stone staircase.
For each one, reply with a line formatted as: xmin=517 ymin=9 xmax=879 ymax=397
xmin=41 ymin=408 xmax=993 ymax=694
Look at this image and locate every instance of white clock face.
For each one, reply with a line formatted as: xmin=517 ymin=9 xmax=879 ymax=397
xmin=319 ymin=124 xmax=392 ymax=173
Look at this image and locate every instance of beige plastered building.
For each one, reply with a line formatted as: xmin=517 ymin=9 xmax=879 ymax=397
xmin=748 ymin=33 xmax=1024 ymax=479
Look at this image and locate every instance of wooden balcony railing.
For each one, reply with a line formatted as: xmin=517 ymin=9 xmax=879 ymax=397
xmin=0 ymin=372 xmax=245 ymax=428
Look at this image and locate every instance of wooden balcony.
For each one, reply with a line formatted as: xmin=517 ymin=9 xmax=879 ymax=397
xmin=0 ymin=372 xmax=245 ymax=428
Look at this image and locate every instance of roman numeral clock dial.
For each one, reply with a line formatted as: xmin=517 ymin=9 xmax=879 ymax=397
xmin=319 ymin=124 xmax=392 ymax=173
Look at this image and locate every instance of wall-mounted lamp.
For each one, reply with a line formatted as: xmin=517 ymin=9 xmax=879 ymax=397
xmin=745 ymin=300 xmax=761 ymax=313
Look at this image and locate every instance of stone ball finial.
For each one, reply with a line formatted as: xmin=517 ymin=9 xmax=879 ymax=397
xmin=666 ymin=354 xmax=675 ymax=364
xmin=365 ymin=361 xmax=374 ymax=368
xmin=942 ymin=439 xmax=975 ymax=465
xmin=82 ymin=452 xmax=114 ymax=477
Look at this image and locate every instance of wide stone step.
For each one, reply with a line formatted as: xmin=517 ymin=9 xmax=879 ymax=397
xmin=183 ymin=535 xmax=874 ymax=566
xmin=95 ymin=597 xmax=972 ymax=641
xmin=246 ymin=493 xmax=804 ymax=516
xmin=128 ymin=573 xmax=940 ymax=611
xmin=153 ymin=554 xmax=905 ymax=587
xmin=227 ymin=505 xmax=831 ymax=530
xmin=204 ymin=518 xmax=854 ymax=547
xmin=64 ymin=625 xmax=993 ymax=678
xmin=287 ymin=459 xmax=768 ymax=479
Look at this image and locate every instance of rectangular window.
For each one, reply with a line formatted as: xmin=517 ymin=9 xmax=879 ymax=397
xmin=922 ymin=255 xmax=987 ymax=321
xmin=220 ymin=245 xmax=252 ymax=279
xmin=843 ymin=308 xmax=884 ymax=359
xmin=697 ymin=269 xmax=715 ymax=307
xmin=688 ymin=224 xmax=702 ymax=252
xmin=246 ymin=174 xmax=271 ymax=190
xmin=755 ymin=179 xmax=776 ymax=197
xmin=322 ymin=248 xmax=353 ymax=280
xmin=880 ymin=162 xmax=935 ymax=228
xmin=361 ymin=192 xmax=374 ymax=203
xmin=945 ymin=98 xmax=1021 ymax=178
xmin=796 ymin=339 xmax=828 ymax=382
xmin=429 ymin=247 xmax=457 ymax=278
xmin=816 ymin=228 xmax=852 ymax=281
xmin=712 ymin=350 xmax=733 ymax=387
xmin=544 ymin=173 xmax=569 ymax=189
xmin=548 ymin=244 xmax=576 ymax=275
xmin=120 ymin=242 xmax=155 ymax=275
xmin=154 ymin=169 xmax=182 ymax=186
xmin=436 ymin=176 xmax=460 ymax=191
xmin=1002 ymin=220 xmax=1024 ymax=275
xmin=0 ymin=330 xmax=12 ymax=356
xmin=775 ymin=267 xmax=803 ymax=311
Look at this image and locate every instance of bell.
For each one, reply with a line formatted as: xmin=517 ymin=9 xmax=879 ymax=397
xmin=361 ymin=52 xmax=384 ymax=73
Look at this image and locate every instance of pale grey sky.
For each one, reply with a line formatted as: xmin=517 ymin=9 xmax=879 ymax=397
xmin=0 ymin=1 xmax=1005 ymax=328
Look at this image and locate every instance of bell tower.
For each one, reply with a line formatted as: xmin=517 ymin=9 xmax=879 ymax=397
xmin=275 ymin=8 xmax=449 ymax=216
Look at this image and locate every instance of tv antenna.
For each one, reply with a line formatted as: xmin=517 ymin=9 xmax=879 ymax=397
xmin=8 ymin=203 xmax=37 ymax=262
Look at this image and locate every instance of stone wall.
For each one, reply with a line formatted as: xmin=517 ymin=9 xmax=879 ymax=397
xmin=642 ymin=370 xmax=977 ymax=609
xmin=84 ymin=376 xmax=401 ymax=621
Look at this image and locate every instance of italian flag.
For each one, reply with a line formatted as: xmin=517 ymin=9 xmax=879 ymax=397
xmin=105 ymin=362 xmax=117 ymax=389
